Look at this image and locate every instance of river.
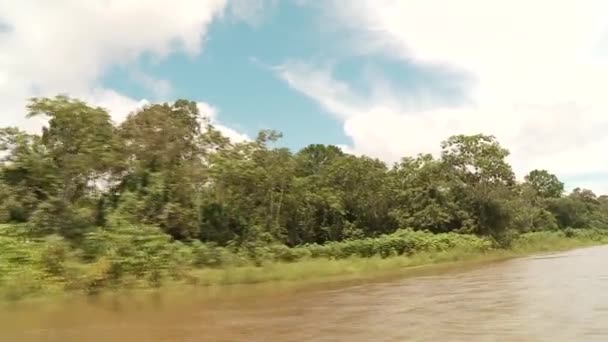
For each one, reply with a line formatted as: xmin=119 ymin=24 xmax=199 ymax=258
xmin=2 ymin=245 xmax=608 ymax=341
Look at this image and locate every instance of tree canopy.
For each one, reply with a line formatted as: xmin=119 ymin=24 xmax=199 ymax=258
xmin=1 ymin=96 xmax=607 ymax=247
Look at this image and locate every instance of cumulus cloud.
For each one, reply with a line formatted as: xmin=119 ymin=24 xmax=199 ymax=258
xmin=197 ymin=102 xmax=249 ymax=143
xmin=278 ymin=0 xmax=608 ymax=191
xmin=79 ymin=88 xmax=150 ymax=125
xmin=276 ymin=61 xmax=366 ymax=119
xmin=0 ymin=0 xmax=245 ymax=138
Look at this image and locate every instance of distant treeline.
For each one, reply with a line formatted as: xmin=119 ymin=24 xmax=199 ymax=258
xmin=1 ymin=96 xmax=607 ymax=247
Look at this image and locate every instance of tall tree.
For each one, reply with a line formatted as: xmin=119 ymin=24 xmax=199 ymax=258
xmin=27 ymin=96 xmax=121 ymax=203
xmin=115 ymin=100 xmax=210 ymax=239
xmin=1 ymin=96 xmax=123 ymax=238
xmin=389 ymin=154 xmax=465 ymax=233
xmin=440 ymin=134 xmax=516 ymax=240
xmin=0 ymin=128 xmax=57 ymax=222
xmin=524 ymin=169 xmax=564 ymax=198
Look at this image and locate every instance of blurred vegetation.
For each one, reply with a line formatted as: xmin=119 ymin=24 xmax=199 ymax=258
xmin=2 ymin=96 xmax=608 ymax=300
xmin=1 ymin=224 xmax=606 ymax=301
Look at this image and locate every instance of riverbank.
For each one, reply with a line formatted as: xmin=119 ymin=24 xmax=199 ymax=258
xmin=2 ymin=226 xmax=608 ymax=303
xmin=183 ymin=229 xmax=608 ymax=287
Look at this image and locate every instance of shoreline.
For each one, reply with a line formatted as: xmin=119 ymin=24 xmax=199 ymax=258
xmin=3 ymin=232 xmax=606 ymax=307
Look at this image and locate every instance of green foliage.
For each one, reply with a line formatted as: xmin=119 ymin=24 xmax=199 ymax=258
xmin=524 ymin=169 xmax=564 ymax=198
xmin=81 ymin=224 xmax=178 ymax=286
xmin=440 ymin=134 xmax=515 ymax=187
xmin=39 ymin=235 xmax=71 ymax=276
xmin=544 ymin=192 xmax=608 ymax=229
xmin=300 ymin=229 xmax=492 ymax=260
xmin=389 ymin=154 xmax=466 ymax=233
xmin=0 ymin=229 xmax=73 ymax=299
xmin=5 ymin=95 xmax=607 ymax=248
xmin=28 ymin=198 xmax=96 ymax=239
xmin=190 ymin=240 xmax=238 ymax=267
xmin=0 ymin=222 xmax=607 ymax=300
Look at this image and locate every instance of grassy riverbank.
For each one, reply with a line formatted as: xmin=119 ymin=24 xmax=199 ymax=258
xmin=2 ymin=224 xmax=607 ymax=302
xmin=184 ymin=229 xmax=608 ymax=287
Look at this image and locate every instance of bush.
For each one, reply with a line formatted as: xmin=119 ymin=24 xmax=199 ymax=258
xmin=0 ymin=231 xmax=74 ymax=298
xmin=296 ymin=229 xmax=492 ymax=261
xmin=564 ymin=227 xmax=576 ymax=238
xmin=28 ymin=199 xmax=96 ymax=239
xmin=1 ymin=268 xmax=45 ymax=301
xmin=1 ymin=219 xmax=606 ymax=301
xmin=267 ymin=244 xmax=311 ymax=262
xmin=569 ymin=227 xmax=608 ymax=241
xmin=39 ymin=235 xmax=71 ymax=277
xmin=191 ymin=241 xmax=229 ymax=267
xmin=81 ymin=224 xmax=180 ymax=287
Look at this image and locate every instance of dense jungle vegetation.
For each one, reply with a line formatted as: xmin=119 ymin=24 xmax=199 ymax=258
xmin=2 ymin=96 xmax=608 ymax=300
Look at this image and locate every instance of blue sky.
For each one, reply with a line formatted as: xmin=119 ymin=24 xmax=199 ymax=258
xmin=3 ymin=0 xmax=608 ymax=193
xmin=99 ymin=0 xmax=471 ymax=151
xmin=103 ymin=2 xmax=348 ymax=148
xmin=102 ymin=1 xmax=348 ymax=149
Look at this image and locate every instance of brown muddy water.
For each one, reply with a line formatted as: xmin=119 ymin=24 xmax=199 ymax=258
xmin=2 ymin=245 xmax=608 ymax=341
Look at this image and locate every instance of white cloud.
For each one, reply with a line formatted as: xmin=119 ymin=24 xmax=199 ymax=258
xmin=197 ymin=102 xmax=250 ymax=143
xmin=276 ymin=61 xmax=366 ymax=119
xmin=129 ymin=70 xmax=173 ymax=98
xmin=79 ymin=88 xmax=150 ymax=125
xmin=228 ymin=0 xmax=278 ymax=27
xmin=279 ymin=0 xmax=608 ymax=191
xmin=0 ymin=0 xmax=245 ymax=140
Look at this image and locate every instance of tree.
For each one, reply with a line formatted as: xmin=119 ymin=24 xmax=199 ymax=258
xmin=114 ymin=100 xmax=212 ymax=239
xmin=389 ymin=154 xmax=465 ymax=233
xmin=440 ymin=134 xmax=516 ymax=242
xmin=13 ymin=96 xmax=124 ymax=238
xmin=524 ymin=169 xmax=564 ymax=198
xmin=118 ymin=100 xmax=202 ymax=171
xmin=294 ymin=144 xmax=344 ymax=177
xmin=0 ymin=128 xmax=58 ymax=222
xmin=27 ymin=96 xmax=121 ymax=203
xmin=570 ymin=187 xmax=598 ymax=204
xmin=545 ymin=197 xmax=590 ymax=229
xmin=440 ymin=134 xmax=515 ymax=187
xmin=200 ymin=129 xmax=294 ymax=244
xmin=322 ymin=155 xmax=395 ymax=238
xmin=508 ymin=183 xmax=558 ymax=232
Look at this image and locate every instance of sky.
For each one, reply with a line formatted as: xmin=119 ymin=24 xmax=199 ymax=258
xmin=2 ymin=0 xmax=608 ymax=193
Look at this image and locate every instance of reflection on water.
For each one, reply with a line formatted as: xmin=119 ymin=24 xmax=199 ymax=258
xmin=3 ymin=246 xmax=608 ymax=341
